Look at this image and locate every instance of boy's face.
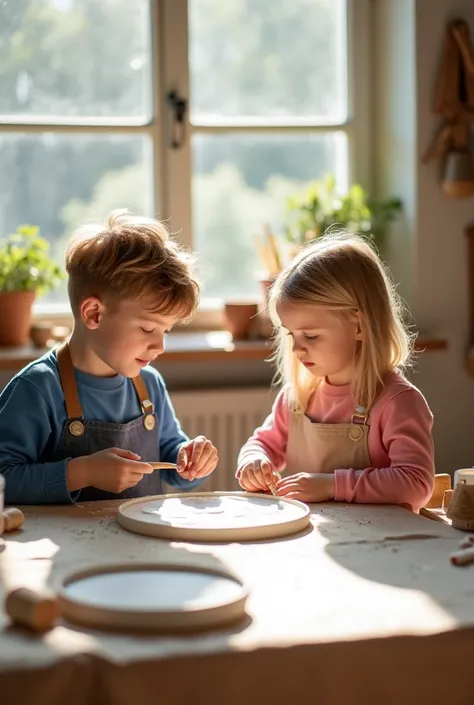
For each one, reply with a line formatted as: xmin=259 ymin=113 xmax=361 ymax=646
xmin=82 ymin=296 xmax=181 ymax=377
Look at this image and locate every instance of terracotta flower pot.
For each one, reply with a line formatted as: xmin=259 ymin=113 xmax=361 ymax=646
xmin=30 ymin=321 xmax=54 ymax=349
xmin=0 ymin=291 xmax=36 ymax=346
xmin=224 ymin=302 xmax=258 ymax=340
xmin=259 ymin=277 xmax=275 ymax=303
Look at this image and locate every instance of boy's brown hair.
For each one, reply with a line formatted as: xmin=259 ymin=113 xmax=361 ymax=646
xmin=65 ymin=210 xmax=200 ymax=320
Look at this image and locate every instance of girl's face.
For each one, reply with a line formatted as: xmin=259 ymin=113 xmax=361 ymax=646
xmin=277 ymin=301 xmax=362 ymax=386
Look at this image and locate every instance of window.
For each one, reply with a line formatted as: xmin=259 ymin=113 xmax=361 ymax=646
xmin=0 ymin=0 xmax=370 ymax=315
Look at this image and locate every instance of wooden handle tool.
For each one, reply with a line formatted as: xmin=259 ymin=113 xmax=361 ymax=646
xmin=148 ymin=462 xmax=178 ymax=470
xmin=451 ymin=546 xmax=474 ymax=566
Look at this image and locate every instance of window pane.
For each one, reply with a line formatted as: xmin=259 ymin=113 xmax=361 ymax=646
xmin=189 ymin=0 xmax=347 ymax=122
xmin=192 ymin=132 xmax=347 ymax=300
xmin=0 ymin=133 xmax=153 ymax=303
xmin=0 ymin=0 xmax=151 ymax=119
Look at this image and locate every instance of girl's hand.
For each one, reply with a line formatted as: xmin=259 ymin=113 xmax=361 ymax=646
xmin=237 ymin=458 xmax=277 ymax=492
xmin=276 ymin=473 xmax=335 ymax=503
xmin=177 ymin=436 xmax=218 ymax=480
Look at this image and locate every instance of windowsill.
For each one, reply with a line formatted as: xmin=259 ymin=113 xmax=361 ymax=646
xmin=32 ymin=301 xmax=227 ymax=331
xmin=0 ymin=330 xmax=448 ymax=372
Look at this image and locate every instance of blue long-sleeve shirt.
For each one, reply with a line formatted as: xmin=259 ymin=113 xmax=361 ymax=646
xmin=0 ymin=349 xmax=203 ymax=504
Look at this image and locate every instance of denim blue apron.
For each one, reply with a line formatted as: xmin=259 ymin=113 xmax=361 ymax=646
xmin=53 ymin=342 xmax=163 ymax=501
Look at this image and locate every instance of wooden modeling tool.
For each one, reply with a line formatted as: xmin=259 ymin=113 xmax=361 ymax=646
xmin=149 ymin=462 xmax=178 ymax=470
xmin=451 ymin=546 xmax=474 ymax=566
xmin=268 ymin=470 xmax=281 ymax=497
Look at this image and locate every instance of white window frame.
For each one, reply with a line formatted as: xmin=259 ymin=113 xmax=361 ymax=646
xmin=0 ymin=0 xmax=372 ymax=330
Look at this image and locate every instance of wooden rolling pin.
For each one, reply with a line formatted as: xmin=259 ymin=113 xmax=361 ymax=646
xmin=5 ymin=586 xmax=60 ymax=632
xmin=2 ymin=507 xmax=25 ymax=532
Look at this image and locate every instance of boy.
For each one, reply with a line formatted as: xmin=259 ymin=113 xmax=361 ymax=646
xmin=0 ymin=210 xmax=218 ymax=504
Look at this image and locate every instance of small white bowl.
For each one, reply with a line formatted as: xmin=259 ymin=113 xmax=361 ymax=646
xmin=454 ymin=468 xmax=474 ymax=486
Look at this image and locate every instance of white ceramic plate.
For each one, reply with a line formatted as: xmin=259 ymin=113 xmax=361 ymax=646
xmin=59 ymin=562 xmax=249 ymax=632
xmin=117 ymin=491 xmax=311 ymax=542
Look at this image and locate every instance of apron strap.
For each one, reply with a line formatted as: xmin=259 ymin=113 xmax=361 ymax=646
xmin=131 ymin=374 xmax=156 ymax=431
xmin=57 ymin=342 xmax=155 ymax=432
xmin=57 ymin=341 xmax=83 ymax=420
xmin=351 ymin=404 xmax=368 ymax=425
xmin=131 ymin=374 xmax=155 ymax=417
xmin=350 ymin=404 xmax=368 ymax=442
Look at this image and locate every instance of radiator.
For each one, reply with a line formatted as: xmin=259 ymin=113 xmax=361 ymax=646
xmin=169 ymin=387 xmax=276 ymax=491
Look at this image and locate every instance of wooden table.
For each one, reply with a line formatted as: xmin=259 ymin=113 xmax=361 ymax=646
xmin=0 ymin=500 xmax=472 ymax=705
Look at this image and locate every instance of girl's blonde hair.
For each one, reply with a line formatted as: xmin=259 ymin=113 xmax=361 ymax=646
xmin=268 ymin=231 xmax=413 ymax=414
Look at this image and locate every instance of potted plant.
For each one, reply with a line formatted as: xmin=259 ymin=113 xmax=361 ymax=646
xmin=285 ymin=173 xmax=402 ymax=252
xmin=0 ymin=225 xmax=63 ymax=346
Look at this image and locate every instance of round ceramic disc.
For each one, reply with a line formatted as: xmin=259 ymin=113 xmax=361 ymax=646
xmin=59 ymin=563 xmax=248 ymax=632
xmin=117 ymin=491 xmax=311 ymax=542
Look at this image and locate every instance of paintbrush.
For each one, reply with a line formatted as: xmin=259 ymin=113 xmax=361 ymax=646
xmin=264 ymin=223 xmax=282 ymax=275
xmin=254 ymin=234 xmax=275 ymax=274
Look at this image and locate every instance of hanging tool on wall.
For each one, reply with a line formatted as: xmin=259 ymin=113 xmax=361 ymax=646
xmin=423 ymin=20 xmax=474 ymax=198
xmin=465 ymin=224 xmax=474 ymax=376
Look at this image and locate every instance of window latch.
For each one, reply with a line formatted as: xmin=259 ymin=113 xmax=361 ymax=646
xmin=166 ymin=90 xmax=187 ymax=150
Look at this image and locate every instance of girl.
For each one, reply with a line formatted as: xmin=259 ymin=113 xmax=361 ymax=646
xmin=237 ymin=232 xmax=434 ymax=512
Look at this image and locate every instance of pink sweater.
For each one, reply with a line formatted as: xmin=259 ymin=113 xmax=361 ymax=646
xmin=238 ymin=371 xmax=435 ymax=511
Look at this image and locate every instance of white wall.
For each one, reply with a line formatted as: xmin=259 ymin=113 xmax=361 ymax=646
xmin=375 ymin=0 xmax=474 ymax=475
xmin=373 ymin=0 xmax=417 ymax=306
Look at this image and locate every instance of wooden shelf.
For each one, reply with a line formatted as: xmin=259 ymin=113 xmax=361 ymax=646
xmin=414 ymin=338 xmax=448 ymax=352
xmin=0 ymin=331 xmax=447 ymax=372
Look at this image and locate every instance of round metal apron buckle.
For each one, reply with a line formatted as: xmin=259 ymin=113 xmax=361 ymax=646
xmin=144 ymin=414 xmax=155 ymax=431
xmin=69 ymin=420 xmax=85 ymax=437
xmin=349 ymin=424 xmax=364 ymax=442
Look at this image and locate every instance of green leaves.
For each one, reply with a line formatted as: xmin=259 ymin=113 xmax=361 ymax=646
xmin=0 ymin=224 xmax=64 ymax=295
xmin=285 ymin=174 xmax=402 ymax=249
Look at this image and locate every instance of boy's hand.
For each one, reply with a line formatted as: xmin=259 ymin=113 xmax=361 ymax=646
xmin=177 ymin=436 xmax=218 ymax=480
xmin=237 ymin=458 xmax=277 ymax=493
xmin=275 ymin=473 xmax=335 ymax=503
xmin=67 ymin=448 xmax=154 ymax=494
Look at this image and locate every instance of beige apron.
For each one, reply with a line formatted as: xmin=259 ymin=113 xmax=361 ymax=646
xmin=286 ymin=406 xmax=371 ymax=475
